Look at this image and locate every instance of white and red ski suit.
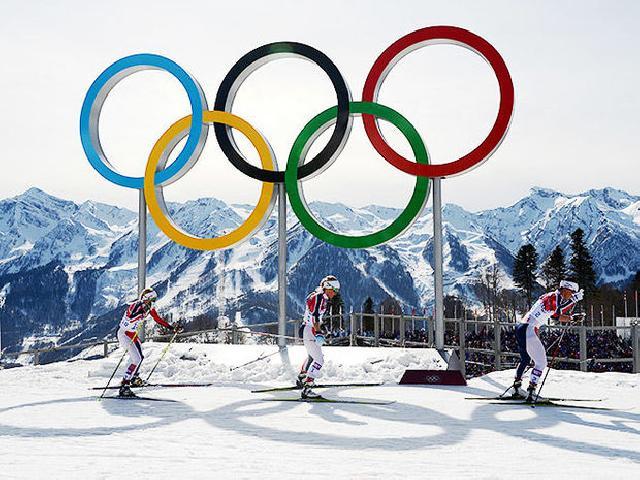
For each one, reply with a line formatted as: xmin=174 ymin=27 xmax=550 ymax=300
xmin=117 ymin=300 xmax=171 ymax=381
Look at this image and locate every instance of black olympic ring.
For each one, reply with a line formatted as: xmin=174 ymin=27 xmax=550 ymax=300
xmin=213 ymin=41 xmax=353 ymax=183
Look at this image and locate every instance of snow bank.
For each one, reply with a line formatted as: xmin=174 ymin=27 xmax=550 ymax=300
xmin=82 ymin=343 xmax=447 ymax=385
xmin=1 ymin=343 xmax=639 ymax=479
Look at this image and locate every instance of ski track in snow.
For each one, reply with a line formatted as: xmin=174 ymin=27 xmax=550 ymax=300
xmin=0 ymin=343 xmax=639 ymax=479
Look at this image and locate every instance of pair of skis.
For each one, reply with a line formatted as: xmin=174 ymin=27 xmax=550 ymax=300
xmin=466 ymin=395 xmax=613 ymax=411
xmin=253 ymin=382 xmax=394 ymax=405
xmin=93 ymin=382 xmax=212 ymax=402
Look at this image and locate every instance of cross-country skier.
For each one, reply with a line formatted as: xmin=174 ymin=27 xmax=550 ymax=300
xmin=117 ymin=288 xmax=182 ymax=397
xmin=297 ymin=275 xmax=340 ymax=399
xmin=512 ymin=279 xmax=584 ymax=402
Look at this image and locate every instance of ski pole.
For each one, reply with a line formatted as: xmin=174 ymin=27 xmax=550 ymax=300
xmin=99 ymin=323 xmax=143 ymax=400
xmin=145 ymin=329 xmax=180 ymax=383
xmin=229 ymin=348 xmax=283 ymax=372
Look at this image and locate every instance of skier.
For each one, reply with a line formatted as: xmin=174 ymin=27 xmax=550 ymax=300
xmin=512 ymin=279 xmax=584 ymax=402
xmin=117 ymin=288 xmax=181 ymax=397
xmin=297 ymin=275 xmax=340 ymax=399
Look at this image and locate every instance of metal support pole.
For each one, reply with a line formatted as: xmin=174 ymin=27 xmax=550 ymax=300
xmin=400 ymin=314 xmax=405 ymax=346
xmin=632 ymin=323 xmax=639 ymax=374
xmin=494 ymin=318 xmax=501 ymax=370
xmin=350 ymin=313 xmax=355 ymax=346
xmin=103 ymin=340 xmax=108 ymax=358
xmin=277 ymin=183 xmax=287 ymax=348
xmin=428 ymin=318 xmax=434 ymax=347
xmin=579 ymin=325 xmax=587 ymax=372
xmin=138 ymin=189 xmax=147 ymax=341
xmin=433 ymin=177 xmax=444 ymax=350
xmin=459 ymin=317 xmax=466 ymax=378
xmin=374 ymin=313 xmax=380 ymax=347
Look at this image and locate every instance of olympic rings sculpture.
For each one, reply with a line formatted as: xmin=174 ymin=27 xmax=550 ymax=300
xmin=80 ymin=26 xmax=514 ymax=251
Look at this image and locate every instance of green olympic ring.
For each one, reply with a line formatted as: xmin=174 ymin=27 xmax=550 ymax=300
xmin=285 ymin=101 xmax=430 ymax=249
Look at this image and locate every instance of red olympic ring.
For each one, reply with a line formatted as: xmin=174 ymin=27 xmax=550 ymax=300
xmin=362 ymin=25 xmax=515 ymax=178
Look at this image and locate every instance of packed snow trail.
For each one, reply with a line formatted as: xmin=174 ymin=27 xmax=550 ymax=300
xmin=0 ymin=343 xmax=639 ymax=479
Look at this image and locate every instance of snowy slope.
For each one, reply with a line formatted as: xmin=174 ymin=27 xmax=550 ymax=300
xmin=0 ymin=343 xmax=638 ymax=479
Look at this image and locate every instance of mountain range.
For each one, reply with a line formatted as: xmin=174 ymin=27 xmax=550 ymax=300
xmin=0 ymin=186 xmax=638 ymax=358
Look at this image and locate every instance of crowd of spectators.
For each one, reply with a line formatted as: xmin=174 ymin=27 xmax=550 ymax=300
xmin=323 ymin=323 xmax=635 ymax=378
xmin=449 ymin=325 xmax=634 ymax=377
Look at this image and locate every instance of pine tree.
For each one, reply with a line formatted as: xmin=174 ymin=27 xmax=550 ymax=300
xmin=541 ymin=245 xmax=567 ymax=290
xmin=327 ymin=291 xmax=345 ymax=316
xmin=362 ymin=296 xmax=375 ymax=332
xmin=363 ymin=297 xmax=374 ymax=314
xmin=569 ymin=228 xmax=597 ymax=296
xmin=513 ymin=243 xmax=538 ymax=308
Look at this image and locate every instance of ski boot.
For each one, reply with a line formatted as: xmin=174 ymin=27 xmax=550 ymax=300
xmin=118 ymin=380 xmax=136 ymax=398
xmin=525 ymin=382 xmax=537 ymax=404
xmin=296 ymin=372 xmax=306 ymax=389
xmin=301 ymin=379 xmax=320 ymax=400
xmin=130 ymin=375 xmax=148 ymax=388
xmin=510 ymin=379 xmax=525 ymax=399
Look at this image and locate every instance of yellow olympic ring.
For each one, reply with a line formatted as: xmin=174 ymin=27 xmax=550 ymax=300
xmin=144 ymin=111 xmax=276 ymax=250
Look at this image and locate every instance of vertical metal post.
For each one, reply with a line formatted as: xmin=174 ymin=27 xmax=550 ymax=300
xmin=399 ymin=314 xmax=405 ymax=346
xmin=138 ymin=189 xmax=147 ymax=341
xmin=103 ymin=340 xmax=108 ymax=358
xmin=624 ymin=292 xmax=628 ymax=318
xmin=579 ymin=325 xmax=587 ymax=372
xmin=350 ymin=313 xmax=355 ymax=346
xmin=631 ymin=323 xmax=639 ymax=374
xmin=428 ymin=318 xmax=434 ymax=347
xmin=374 ymin=313 xmax=380 ymax=347
xmin=459 ymin=317 xmax=466 ymax=378
xmin=433 ymin=177 xmax=444 ymax=350
xmin=277 ymin=183 xmax=287 ymax=348
xmin=494 ymin=318 xmax=501 ymax=370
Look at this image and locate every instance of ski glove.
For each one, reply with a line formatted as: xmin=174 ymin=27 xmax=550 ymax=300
xmin=571 ymin=312 xmax=586 ymax=323
xmin=315 ymin=334 xmax=326 ymax=346
xmin=571 ymin=289 xmax=584 ymax=303
xmin=172 ymin=321 xmax=184 ymax=334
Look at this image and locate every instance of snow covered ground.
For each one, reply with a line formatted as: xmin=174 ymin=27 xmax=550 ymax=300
xmin=1 ymin=343 xmax=639 ymax=479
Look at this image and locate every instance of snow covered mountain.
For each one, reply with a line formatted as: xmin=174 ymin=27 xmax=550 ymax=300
xmin=0 ymin=186 xmax=638 ymax=356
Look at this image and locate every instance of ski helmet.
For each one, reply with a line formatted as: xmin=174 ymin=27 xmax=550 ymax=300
xmin=320 ymin=275 xmax=340 ymax=292
xmin=140 ymin=287 xmax=158 ymax=303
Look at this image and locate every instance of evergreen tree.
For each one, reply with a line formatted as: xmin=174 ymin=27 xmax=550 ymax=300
xmin=569 ymin=228 xmax=597 ymax=296
xmin=541 ymin=245 xmax=567 ymax=290
xmin=362 ymin=296 xmax=375 ymax=332
xmin=513 ymin=243 xmax=538 ymax=308
xmin=363 ymin=297 xmax=374 ymax=314
xmin=327 ymin=291 xmax=345 ymax=316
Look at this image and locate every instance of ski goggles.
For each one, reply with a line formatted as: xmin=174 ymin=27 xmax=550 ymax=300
xmin=80 ymin=26 xmax=514 ymax=251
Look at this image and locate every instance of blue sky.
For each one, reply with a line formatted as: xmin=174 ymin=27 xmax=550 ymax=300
xmin=1 ymin=0 xmax=638 ymax=211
